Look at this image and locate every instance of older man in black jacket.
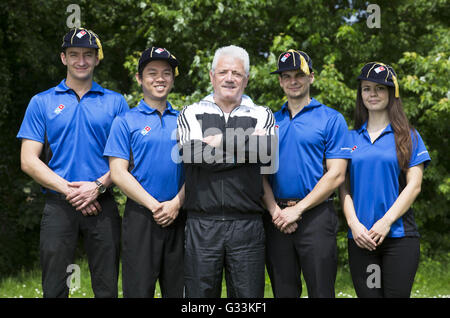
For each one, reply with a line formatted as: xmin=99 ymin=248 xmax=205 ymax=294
xmin=177 ymin=45 xmax=277 ymax=298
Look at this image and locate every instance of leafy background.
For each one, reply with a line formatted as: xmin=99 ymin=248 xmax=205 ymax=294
xmin=0 ymin=0 xmax=448 ymax=281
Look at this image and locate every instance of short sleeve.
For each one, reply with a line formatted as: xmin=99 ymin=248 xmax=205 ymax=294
xmin=409 ymin=130 xmax=431 ymax=168
xmin=16 ymin=95 xmax=46 ymax=143
xmin=103 ymin=115 xmax=131 ymax=160
xmin=324 ymin=113 xmax=352 ymax=159
xmin=117 ymin=95 xmax=130 ymax=116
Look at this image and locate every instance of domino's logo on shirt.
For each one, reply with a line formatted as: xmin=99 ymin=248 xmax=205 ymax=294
xmin=141 ymin=126 xmax=151 ymax=136
xmin=54 ymin=104 xmax=65 ymax=115
xmin=341 ymin=145 xmax=357 ymax=153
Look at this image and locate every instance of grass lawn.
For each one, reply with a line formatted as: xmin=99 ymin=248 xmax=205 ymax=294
xmin=0 ymin=257 xmax=448 ymax=298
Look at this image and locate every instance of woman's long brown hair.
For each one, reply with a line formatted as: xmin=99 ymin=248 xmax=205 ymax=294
xmin=355 ymin=85 xmax=416 ymax=171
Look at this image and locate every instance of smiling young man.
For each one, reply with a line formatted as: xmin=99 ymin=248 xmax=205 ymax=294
xmin=17 ymin=28 xmax=129 ymax=298
xmin=177 ymin=45 xmax=277 ymax=298
xmin=104 ymin=47 xmax=185 ymax=298
xmin=262 ymin=50 xmax=351 ymax=298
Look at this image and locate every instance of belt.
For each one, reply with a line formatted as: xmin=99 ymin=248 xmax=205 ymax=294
xmin=276 ymin=198 xmax=301 ymax=209
xmin=276 ymin=196 xmax=333 ymax=209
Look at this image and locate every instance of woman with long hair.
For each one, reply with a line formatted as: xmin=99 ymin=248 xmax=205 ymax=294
xmin=339 ymin=62 xmax=431 ymax=297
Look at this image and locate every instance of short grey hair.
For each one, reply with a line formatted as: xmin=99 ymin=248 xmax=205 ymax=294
xmin=211 ymin=45 xmax=250 ymax=76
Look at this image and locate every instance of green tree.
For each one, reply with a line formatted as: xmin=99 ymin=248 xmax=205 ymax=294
xmin=1 ymin=0 xmax=448 ymax=277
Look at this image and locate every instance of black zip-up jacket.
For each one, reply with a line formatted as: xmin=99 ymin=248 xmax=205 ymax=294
xmin=177 ymin=94 xmax=277 ymax=219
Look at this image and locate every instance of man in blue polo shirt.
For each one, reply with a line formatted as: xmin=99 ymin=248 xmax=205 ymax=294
xmin=262 ymin=50 xmax=351 ymax=298
xmin=17 ymin=28 xmax=129 ymax=297
xmin=104 ymin=47 xmax=185 ymax=298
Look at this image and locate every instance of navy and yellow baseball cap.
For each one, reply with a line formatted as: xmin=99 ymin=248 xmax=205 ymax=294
xmin=138 ymin=47 xmax=179 ymax=77
xmin=357 ymin=62 xmax=400 ymax=98
xmin=271 ymin=49 xmax=313 ymax=75
xmin=61 ymin=28 xmax=104 ymax=60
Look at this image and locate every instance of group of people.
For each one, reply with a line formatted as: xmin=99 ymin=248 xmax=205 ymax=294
xmin=17 ymin=28 xmax=431 ymax=298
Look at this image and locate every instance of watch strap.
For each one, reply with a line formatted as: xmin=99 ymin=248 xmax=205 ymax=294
xmin=94 ymin=179 xmax=106 ymax=193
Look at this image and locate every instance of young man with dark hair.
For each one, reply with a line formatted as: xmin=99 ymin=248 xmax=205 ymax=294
xmin=104 ymin=47 xmax=185 ymax=298
xmin=263 ymin=50 xmax=351 ymax=298
xmin=17 ymin=28 xmax=128 ymax=298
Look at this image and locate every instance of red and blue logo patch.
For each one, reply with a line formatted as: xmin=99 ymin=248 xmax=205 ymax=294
xmin=281 ymin=53 xmax=291 ymax=63
xmin=140 ymin=126 xmax=151 ymax=136
xmin=54 ymin=104 xmax=65 ymax=114
xmin=374 ymin=66 xmax=385 ymax=73
xmin=76 ymin=30 xmax=87 ymax=38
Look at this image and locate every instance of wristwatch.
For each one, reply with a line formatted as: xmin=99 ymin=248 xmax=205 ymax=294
xmin=94 ymin=179 xmax=106 ymax=194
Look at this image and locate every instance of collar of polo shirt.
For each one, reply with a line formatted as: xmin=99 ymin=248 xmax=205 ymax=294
xmin=136 ymin=99 xmax=177 ymax=115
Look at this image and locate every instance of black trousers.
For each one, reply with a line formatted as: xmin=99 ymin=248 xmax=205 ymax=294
xmin=263 ymin=201 xmax=338 ymax=298
xmin=40 ymin=192 xmax=121 ymax=298
xmin=184 ymin=215 xmax=265 ymax=298
xmin=348 ymin=237 xmax=420 ymax=298
xmin=121 ymin=199 xmax=185 ymax=298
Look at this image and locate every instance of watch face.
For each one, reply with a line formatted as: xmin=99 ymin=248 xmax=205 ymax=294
xmin=98 ymin=185 xmax=106 ymax=194
xmin=95 ymin=180 xmax=106 ymax=194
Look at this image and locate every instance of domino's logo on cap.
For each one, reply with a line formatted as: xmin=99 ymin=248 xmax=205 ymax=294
xmin=280 ymin=53 xmax=291 ymax=63
xmin=138 ymin=46 xmax=179 ymax=77
xmin=76 ymin=30 xmax=87 ymax=38
xmin=271 ymin=49 xmax=313 ymax=75
xmin=61 ymin=28 xmax=104 ymax=61
xmin=374 ymin=66 xmax=385 ymax=73
xmin=357 ymin=62 xmax=400 ymax=97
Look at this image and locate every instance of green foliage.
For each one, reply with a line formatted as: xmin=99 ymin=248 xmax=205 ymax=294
xmin=0 ymin=0 xmax=67 ymax=277
xmin=1 ymin=0 xmax=448 ymax=277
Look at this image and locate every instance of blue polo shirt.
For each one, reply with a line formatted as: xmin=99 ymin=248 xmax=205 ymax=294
xmin=103 ymin=99 xmax=184 ymax=202
xmin=271 ymin=98 xmax=351 ymax=199
xmin=348 ymin=122 xmax=431 ymax=238
xmin=17 ymin=79 xmax=129 ymax=185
